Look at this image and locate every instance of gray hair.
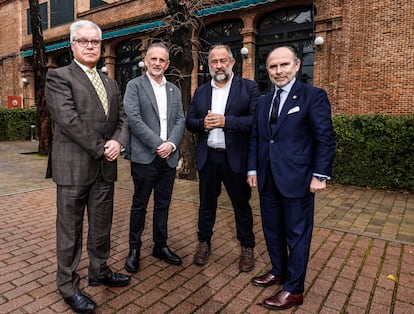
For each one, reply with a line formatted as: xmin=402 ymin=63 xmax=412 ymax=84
xmin=208 ymin=44 xmax=234 ymax=60
xmin=70 ymin=20 xmax=102 ymax=42
xmin=146 ymin=42 xmax=170 ymax=59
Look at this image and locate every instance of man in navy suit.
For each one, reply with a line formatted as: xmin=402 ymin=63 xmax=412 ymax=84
xmin=187 ymin=44 xmax=260 ymax=272
xmin=247 ymin=46 xmax=335 ymax=310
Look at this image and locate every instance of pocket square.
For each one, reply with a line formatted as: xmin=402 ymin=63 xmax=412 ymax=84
xmin=287 ymin=106 xmax=300 ymax=114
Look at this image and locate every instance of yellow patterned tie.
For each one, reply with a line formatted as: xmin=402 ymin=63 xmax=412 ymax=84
xmin=87 ymin=69 xmax=108 ymax=115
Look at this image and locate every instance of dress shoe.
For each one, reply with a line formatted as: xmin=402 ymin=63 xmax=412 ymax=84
xmin=125 ymin=248 xmax=139 ymax=273
xmin=252 ymin=271 xmax=284 ymax=287
xmin=64 ymin=291 xmax=96 ymax=314
xmin=152 ymin=245 xmax=182 ymax=265
xmin=89 ymin=272 xmax=131 ymax=287
xmin=239 ymin=247 xmax=255 ymax=272
xmin=193 ymin=242 xmax=211 ymax=265
xmin=263 ymin=290 xmax=303 ymax=310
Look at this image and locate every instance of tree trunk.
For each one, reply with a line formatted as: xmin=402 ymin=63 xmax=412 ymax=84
xmin=28 ymin=0 xmax=52 ymax=155
xmin=165 ymin=0 xmax=198 ymax=180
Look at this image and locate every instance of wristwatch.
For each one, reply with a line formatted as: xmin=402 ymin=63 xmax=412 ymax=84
xmin=313 ymin=175 xmax=328 ymax=182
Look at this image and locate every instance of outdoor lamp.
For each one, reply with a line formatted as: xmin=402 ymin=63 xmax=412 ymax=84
xmin=240 ymin=47 xmax=249 ymax=59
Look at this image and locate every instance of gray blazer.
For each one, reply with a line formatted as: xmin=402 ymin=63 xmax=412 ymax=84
xmin=123 ymin=74 xmax=185 ymax=168
xmin=45 ymin=62 xmax=129 ymax=185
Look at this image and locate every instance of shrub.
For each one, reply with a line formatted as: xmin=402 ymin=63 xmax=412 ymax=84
xmin=332 ymin=114 xmax=414 ymax=191
xmin=0 ymin=109 xmax=37 ymax=141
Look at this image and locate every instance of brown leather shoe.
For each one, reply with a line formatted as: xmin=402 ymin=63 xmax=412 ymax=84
xmin=239 ymin=247 xmax=254 ymax=272
xmin=193 ymin=242 xmax=210 ymax=265
xmin=252 ymin=271 xmax=284 ymax=287
xmin=263 ymin=290 xmax=303 ymax=310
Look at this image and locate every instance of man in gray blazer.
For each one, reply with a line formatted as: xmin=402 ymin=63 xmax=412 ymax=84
xmin=123 ymin=43 xmax=185 ymax=273
xmin=45 ymin=20 xmax=130 ymax=314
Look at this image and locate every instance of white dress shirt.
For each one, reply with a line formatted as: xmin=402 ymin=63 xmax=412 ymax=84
xmin=207 ymin=74 xmax=234 ymax=149
xmin=147 ymin=73 xmax=168 ymax=141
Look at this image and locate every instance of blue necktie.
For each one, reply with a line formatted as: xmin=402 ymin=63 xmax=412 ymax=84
xmin=269 ymin=89 xmax=283 ymax=124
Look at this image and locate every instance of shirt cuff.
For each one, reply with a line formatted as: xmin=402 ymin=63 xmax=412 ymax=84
xmin=313 ymin=173 xmax=331 ymax=180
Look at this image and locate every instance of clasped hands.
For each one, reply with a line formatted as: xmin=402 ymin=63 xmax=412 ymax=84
xmin=103 ymin=140 xmax=122 ymax=162
xmin=157 ymin=142 xmax=174 ymax=159
xmin=204 ymin=110 xmax=225 ymax=130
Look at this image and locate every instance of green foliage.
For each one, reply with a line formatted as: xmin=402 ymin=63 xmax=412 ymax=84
xmin=333 ymin=114 xmax=414 ymax=191
xmin=0 ymin=109 xmax=37 ymax=141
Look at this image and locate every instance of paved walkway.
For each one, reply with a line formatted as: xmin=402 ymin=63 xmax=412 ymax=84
xmin=0 ymin=141 xmax=413 ymax=313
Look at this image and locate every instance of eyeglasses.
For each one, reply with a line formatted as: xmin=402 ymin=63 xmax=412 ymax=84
xmin=73 ymin=38 xmax=101 ymax=48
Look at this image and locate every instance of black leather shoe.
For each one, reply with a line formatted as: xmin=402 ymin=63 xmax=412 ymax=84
xmin=152 ymin=246 xmax=182 ymax=265
xmin=125 ymin=249 xmax=139 ymax=273
xmin=89 ymin=272 xmax=131 ymax=287
xmin=64 ymin=291 xmax=96 ymax=314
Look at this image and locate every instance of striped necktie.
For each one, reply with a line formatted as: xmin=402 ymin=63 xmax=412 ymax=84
xmin=87 ymin=69 xmax=108 ymax=115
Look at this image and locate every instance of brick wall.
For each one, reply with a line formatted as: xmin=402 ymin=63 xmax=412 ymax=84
xmin=0 ymin=0 xmax=24 ymax=107
xmin=315 ymin=0 xmax=414 ymax=114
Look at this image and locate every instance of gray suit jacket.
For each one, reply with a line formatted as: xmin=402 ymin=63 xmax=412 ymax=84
xmin=123 ymin=74 xmax=185 ymax=168
xmin=45 ymin=62 xmax=129 ymax=185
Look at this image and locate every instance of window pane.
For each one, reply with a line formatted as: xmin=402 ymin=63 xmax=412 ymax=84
xmin=90 ymin=0 xmax=108 ymax=9
xmin=115 ymin=39 xmax=142 ymax=95
xmin=50 ymin=0 xmax=74 ymax=27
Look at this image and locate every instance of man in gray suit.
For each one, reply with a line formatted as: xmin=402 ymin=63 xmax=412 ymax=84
xmin=45 ymin=20 xmax=130 ymax=314
xmin=123 ymin=43 xmax=185 ymax=272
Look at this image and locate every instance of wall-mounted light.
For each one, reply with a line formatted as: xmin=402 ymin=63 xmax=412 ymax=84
xmin=22 ymin=77 xmax=29 ymax=85
xmin=101 ymin=66 xmax=107 ymax=74
xmin=314 ymin=36 xmax=324 ymax=51
xmin=240 ymin=47 xmax=249 ymax=59
xmin=138 ymin=61 xmax=145 ymax=68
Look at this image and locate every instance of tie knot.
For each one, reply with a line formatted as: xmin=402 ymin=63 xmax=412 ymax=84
xmin=87 ymin=69 xmax=97 ymax=75
xmin=276 ymin=88 xmax=283 ymax=97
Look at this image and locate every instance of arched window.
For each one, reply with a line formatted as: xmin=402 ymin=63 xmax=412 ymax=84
xmin=115 ymin=38 xmax=142 ymax=96
xmin=256 ymin=6 xmax=314 ymax=94
xmin=198 ymin=20 xmax=244 ymax=85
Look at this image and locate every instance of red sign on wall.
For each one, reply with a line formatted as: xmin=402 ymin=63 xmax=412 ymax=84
xmin=7 ymin=96 xmax=22 ymax=109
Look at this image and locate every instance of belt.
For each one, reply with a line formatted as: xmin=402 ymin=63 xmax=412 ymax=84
xmin=209 ymin=147 xmax=226 ymax=152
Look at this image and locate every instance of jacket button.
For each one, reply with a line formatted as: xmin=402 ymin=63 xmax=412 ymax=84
xmin=270 ymin=140 xmax=274 ymax=143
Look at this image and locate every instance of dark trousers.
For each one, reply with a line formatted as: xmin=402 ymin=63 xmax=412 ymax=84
xmin=129 ymin=157 xmax=176 ymax=250
xmin=260 ymin=166 xmax=314 ymax=294
xmin=197 ymin=148 xmax=255 ymax=248
xmin=56 ymin=174 xmax=114 ymax=298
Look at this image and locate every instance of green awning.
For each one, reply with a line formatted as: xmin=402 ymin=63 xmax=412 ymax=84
xmin=196 ymin=0 xmax=278 ymax=17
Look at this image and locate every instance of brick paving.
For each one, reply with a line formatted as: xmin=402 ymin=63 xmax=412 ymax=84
xmin=0 ymin=141 xmax=413 ymax=313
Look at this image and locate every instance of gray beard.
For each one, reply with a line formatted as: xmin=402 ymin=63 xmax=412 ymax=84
xmin=213 ymin=73 xmax=229 ymax=83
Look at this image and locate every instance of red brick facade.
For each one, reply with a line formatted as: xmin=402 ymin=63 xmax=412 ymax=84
xmin=0 ymin=0 xmax=413 ymax=114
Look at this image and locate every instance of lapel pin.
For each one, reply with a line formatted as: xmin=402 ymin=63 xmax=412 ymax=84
xmin=293 ymin=95 xmax=297 ymax=99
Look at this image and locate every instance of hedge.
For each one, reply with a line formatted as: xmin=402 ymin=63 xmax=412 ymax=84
xmin=0 ymin=109 xmax=37 ymax=141
xmin=332 ymin=114 xmax=414 ymax=191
